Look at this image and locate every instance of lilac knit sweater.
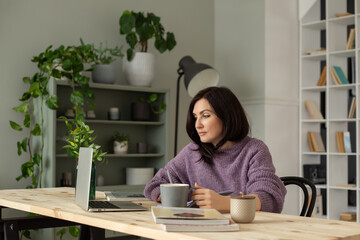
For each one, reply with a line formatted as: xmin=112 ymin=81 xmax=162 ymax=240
xmin=144 ymin=136 xmax=287 ymax=213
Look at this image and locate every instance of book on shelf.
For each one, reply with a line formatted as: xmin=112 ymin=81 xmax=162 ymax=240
xmin=305 ymin=100 xmax=324 ymax=120
xmin=340 ymin=212 xmax=356 ymax=222
xmin=307 ymin=132 xmax=325 ymax=152
xmin=343 ymin=131 xmax=352 ymax=153
xmin=160 ymin=219 xmax=239 ymax=232
xmin=151 ymin=206 xmax=229 ymax=225
xmin=346 ymin=28 xmax=355 ymax=50
xmin=304 ymin=48 xmax=326 ymax=55
xmin=330 ymin=66 xmax=349 ymax=85
xmin=316 ymin=66 xmax=326 ymax=86
xmin=335 ymin=12 xmax=353 ymax=17
xmin=335 ymin=131 xmax=351 ymax=153
xmin=348 ymin=97 xmax=356 ymax=119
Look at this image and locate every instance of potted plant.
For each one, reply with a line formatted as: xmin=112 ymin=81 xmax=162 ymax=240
xmin=61 ymin=117 xmax=106 ymax=199
xmin=132 ymin=93 xmax=166 ymax=121
xmin=82 ymin=39 xmax=124 ymax=84
xmin=119 ymin=10 xmax=176 ymax=86
xmin=111 ymin=132 xmax=130 ymax=154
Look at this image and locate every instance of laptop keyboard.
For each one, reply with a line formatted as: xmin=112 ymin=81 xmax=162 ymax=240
xmin=89 ymin=201 xmax=119 ymax=209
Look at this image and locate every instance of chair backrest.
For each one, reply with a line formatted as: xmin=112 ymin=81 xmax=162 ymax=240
xmin=280 ymin=176 xmax=316 ymax=217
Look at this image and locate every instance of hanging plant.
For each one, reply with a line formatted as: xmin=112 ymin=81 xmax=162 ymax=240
xmin=9 ymin=40 xmax=98 ymax=189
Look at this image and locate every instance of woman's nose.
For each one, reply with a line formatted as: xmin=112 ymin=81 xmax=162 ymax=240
xmin=195 ymin=119 xmax=202 ymax=129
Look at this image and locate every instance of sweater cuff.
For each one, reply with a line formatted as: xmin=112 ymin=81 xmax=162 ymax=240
xmin=256 ymin=192 xmax=277 ymax=213
xmin=150 ymin=186 xmax=161 ymax=202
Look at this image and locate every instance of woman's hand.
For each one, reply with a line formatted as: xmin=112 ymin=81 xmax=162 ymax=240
xmin=191 ymin=183 xmax=230 ymax=211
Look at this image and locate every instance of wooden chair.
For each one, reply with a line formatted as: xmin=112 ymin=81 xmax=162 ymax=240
xmin=280 ymin=176 xmax=316 ymax=217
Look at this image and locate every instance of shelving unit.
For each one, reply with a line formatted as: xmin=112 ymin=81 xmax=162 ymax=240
xmin=300 ymin=0 xmax=359 ymax=221
xmin=44 ymin=79 xmax=170 ymax=193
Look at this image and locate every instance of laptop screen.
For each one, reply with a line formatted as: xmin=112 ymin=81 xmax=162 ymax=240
xmin=75 ymin=147 xmax=93 ymax=210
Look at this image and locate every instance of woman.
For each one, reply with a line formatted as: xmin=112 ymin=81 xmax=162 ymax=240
xmin=144 ymin=87 xmax=286 ymax=213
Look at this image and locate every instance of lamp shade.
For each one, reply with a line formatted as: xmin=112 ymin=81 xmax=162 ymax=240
xmin=179 ymin=56 xmax=219 ymax=97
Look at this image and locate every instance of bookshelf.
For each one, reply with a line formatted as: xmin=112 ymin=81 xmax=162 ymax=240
xmin=300 ymin=0 xmax=359 ymax=222
xmin=44 ymin=79 xmax=170 ymax=192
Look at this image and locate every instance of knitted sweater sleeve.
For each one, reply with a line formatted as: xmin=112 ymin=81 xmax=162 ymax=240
xmin=143 ymin=145 xmax=193 ymax=201
xmin=246 ymin=141 xmax=287 ymax=213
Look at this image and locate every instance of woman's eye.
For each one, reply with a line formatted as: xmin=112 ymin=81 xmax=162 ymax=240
xmin=203 ymin=114 xmax=210 ymax=118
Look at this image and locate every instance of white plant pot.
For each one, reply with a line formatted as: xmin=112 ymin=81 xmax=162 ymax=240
xmin=123 ymin=52 xmax=155 ymax=87
xmin=113 ymin=140 xmax=128 ymax=154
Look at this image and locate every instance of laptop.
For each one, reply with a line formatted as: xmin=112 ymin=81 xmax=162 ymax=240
xmin=75 ymin=147 xmax=147 ymax=212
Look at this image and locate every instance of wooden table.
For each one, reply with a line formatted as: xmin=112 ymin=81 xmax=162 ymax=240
xmin=0 ymin=187 xmax=360 ymax=240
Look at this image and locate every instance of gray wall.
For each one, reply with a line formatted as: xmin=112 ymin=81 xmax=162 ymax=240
xmin=0 ymin=0 xmax=214 ymax=189
xmin=0 ymin=0 xmax=299 ymax=215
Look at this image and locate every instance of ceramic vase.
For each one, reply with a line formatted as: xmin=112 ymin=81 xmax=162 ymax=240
xmin=123 ymin=52 xmax=155 ymax=87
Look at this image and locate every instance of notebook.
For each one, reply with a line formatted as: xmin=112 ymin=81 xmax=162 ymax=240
xmin=75 ymin=147 xmax=147 ymax=212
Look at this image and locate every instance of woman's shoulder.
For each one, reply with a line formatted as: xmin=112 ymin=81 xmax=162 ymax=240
xmin=229 ymin=136 xmax=270 ymax=154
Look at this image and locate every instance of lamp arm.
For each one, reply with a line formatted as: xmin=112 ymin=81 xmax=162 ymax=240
xmin=174 ymin=69 xmax=184 ymax=157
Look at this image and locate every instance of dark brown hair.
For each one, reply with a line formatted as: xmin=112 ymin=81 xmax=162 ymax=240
xmin=186 ymin=87 xmax=250 ymax=164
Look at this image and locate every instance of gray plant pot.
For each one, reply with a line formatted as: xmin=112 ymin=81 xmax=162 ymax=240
xmin=131 ymin=102 xmax=150 ymax=121
xmin=92 ymin=64 xmax=116 ymax=84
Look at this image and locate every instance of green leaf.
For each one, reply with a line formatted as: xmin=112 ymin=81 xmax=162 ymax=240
xmin=17 ymin=141 xmax=22 ymax=156
xmin=33 ymin=153 xmax=41 ymax=166
xmin=148 ymin=93 xmax=157 ymax=103
xmin=126 ymin=32 xmax=138 ymax=49
xmin=45 ymin=95 xmax=59 ymax=110
xmin=126 ymin=48 xmax=134 ymax=61
xmin=21 ymin=138 xmax=28 ymax=152
xmin=70 ymin=91 xmax=84 ymax=106
xmin=56 ymin=228 xmax=66 ymax=237
xmin=12 ymin=102 xmax=29 ymax=113
xmin=31 ymin=124 xmax=41 ymax=136
xmin=69 ymin=226 xmax=79 ymax=237
xmin=23 ymin=77 xmax=31 ymax=84
xmin=24 ymin=113 xmax=30 ymax=128
xmin=30 ymin=82 xmax=40 ymax=98
xmin=119 ymin=10 xmax=135 ymax=34
xmin=20 ymin=92 xmax=31 ymax=101
xmin=10 ymin=121 xmax=23 ymax=131
xmin=166 ymin=32 xmax=176 ymax=51
xmin=22 ymin=230 xmax=31 ymax=239
xmin=21 ymin=161 xmax=34 ymax=178
xmin=61 ymin=59 xmax=72 ymax=71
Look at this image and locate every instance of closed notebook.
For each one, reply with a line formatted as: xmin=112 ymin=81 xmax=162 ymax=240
xmin=151 ymin=206 xmax=229 ymax=225
xmin=160 ymin=219 xmax=239 ymax=232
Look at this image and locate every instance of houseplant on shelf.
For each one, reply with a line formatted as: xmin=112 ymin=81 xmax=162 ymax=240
xmin=132 ymin=93 xmax=166 ymax=121
xmin=119 ymin=10 xmax=177 ymax=86
xmin=82 ymin=39 xmax=124 ymax=84
xmin=111 ymin=132 xmax=130 ymax=154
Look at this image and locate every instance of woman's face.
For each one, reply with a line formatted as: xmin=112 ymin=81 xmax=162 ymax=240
xmin=193 ymin=98 xmax=223 ymax=146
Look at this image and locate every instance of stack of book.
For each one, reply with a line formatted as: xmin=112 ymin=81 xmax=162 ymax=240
xmin=340 ymin=212 xmax=356 ymax=222
xmin=151 ymin=206 xmax=239 ymax=232
xmin=336 ymin=131 xmax=352 ymax=153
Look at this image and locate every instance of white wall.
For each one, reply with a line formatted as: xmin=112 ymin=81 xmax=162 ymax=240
xmin=214 ymin=0 xmax=299 ymax=215
xmin=0 ymin=0 xmax=214 ymax=189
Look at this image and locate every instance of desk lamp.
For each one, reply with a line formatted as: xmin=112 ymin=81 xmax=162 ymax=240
xmin=174 ymin=56 xmax=219 ymax=156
